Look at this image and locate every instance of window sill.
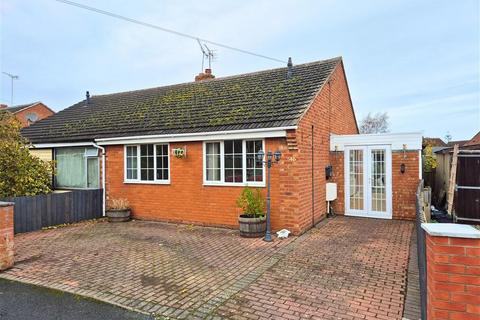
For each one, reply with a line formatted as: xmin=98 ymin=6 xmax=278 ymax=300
xmin=203 ymin=182 xmax=265 ymax=188
xmin=54 ymin=187 xmax=101 ymax=190
xmin=123 ymin=180 xmax=171 ymax=185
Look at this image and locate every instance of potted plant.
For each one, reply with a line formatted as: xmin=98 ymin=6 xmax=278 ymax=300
xmin=106 ymin=198 xmax=131 ymax=222
xmin=237 ymin=187 xmax=266 ymax=238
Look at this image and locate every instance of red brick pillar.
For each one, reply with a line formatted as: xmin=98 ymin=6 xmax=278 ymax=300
xmin=422 ymin=224 xmax=480 ymax=320
xmin=0 ymin=202 xmax=14 ymax=271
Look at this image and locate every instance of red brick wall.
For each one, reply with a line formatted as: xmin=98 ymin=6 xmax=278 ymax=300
xmin=293 ymin=61 xmax=358 ymax=232
xmin=392 ymin=151 xmax=420 ymax=220
xmin=328 ymin=150 xmax=419 ymax=220
xmin=426 ymin=234 xmax=480 ymax=320
xmin=105 ymin=138 xmax=304 ymax=232
xmin=0 ymin=203 xmax=14 ymax=271
xmin=14 ymin=103 xmax=54 ymax=127
xmin=105 ymin=61 xmax=358 ymax=235
xmin=329 ymin=151 xmax=345 ymax=214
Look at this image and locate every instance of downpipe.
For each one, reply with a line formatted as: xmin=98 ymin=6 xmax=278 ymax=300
xmin=92 ymin=142 xmax=106 ymax=217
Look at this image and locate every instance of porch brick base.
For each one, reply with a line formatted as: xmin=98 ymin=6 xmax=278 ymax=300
xmin=0 ymin=202 xmax=14 ymax=271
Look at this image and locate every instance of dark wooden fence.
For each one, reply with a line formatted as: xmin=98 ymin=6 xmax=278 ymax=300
xmin=455 ymin=151 xmax=480 ymax=223
xmin=416 ymin=180 xmax=427 ymax=320
xmin=1 ymin=189 xmax=103 ymax=234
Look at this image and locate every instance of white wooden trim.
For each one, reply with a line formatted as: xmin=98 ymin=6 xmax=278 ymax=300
xmin=344 ymin=146 xmax=367 ymax=217
xmin=95 ymin=127 xmax=295 ymax=145
xmin=344 ymin=145 xmax=392 ymax=219
xmin=330 ymin=132 xmax=423 ymax=151
xmin=123 ymin=180 xmax=170 ymax=185
xmin=32 ymin=142 xmax=97 ymax=148
xmin=202 ymin=139 xmax=266 ymax=187
xmin=123 ymin=143 xmax=171 ymax=184
xmin=418 ymin=150 xmax=422 ymax=179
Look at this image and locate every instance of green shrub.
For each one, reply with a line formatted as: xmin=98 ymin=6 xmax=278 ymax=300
xmin=0 ymin=110 xmax=54 ymax=197
xmin=236 ymin=187 xmax=265 ymax=218
xmin=423 ymin=144 xmax=437 ymax=173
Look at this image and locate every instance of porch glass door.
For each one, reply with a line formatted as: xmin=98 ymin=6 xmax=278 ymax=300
xmin=345 ymin=145 xmax=392 ymax=219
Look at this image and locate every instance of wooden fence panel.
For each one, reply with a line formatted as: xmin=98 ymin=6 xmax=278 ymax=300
xmin=456 ymin=154 xmax=480 ymax=223
xmin=0 ymin=189 xmax=103 ymax=234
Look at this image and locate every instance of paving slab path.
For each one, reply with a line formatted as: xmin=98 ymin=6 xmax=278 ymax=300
xmin=0 ymin=216 xmax=413 ymax=319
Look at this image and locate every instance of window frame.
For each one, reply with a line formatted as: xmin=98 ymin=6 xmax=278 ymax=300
xmin=54 ymin=147 xmax=100 ymax=190
xmin=202 ymin=139 xmax=265 ymax=187
xmin=204 ymin=141 xmax=222 ymax=183
xmin=123 ymin=143 xmax=171 ymax=185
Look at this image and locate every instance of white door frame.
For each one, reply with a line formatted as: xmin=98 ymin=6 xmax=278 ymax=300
xmin=344 ymin=145 xmax=392 ymax=219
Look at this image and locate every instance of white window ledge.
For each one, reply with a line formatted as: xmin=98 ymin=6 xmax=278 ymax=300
xmin=203 ymin=183 xmax=265 ymax=188
xmin=421 ymin=223 xmax=480 ymax=239
xmin=124 ymin=180 xmax=170 ymax=185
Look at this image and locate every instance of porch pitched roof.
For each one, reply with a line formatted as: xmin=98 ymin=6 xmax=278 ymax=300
xmin=22 ymin=57 xmax=341 ymax=143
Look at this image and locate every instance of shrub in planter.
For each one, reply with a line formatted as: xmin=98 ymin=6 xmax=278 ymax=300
xmin=236 ymin=187 xmax=266 ymax=238
xmin=106 ymin=198 xmax=131 ymax=222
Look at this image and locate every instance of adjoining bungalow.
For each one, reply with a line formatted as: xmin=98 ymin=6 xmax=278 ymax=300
xmin=21 ymin=57 xmax=422 ymax=234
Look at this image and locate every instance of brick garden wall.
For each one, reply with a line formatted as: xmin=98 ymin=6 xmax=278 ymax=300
xmin=425 ymin=233 xmax=480 ymax=320
xmin=105 ymin=61 xmax=358 ymax=235
xmin=14 ymin=103 xmax=54 ymax=127
xmin=0 ymin=202 xmax=14 ymax=271
xmin=328 ymin=150 xmax=419 ymax=220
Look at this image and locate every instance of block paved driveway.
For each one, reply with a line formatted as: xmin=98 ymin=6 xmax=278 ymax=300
xmin=0 ymin=217 xmax=413 ymax=320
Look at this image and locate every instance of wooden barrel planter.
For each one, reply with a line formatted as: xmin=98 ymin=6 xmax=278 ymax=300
xmin=238 ymin=215 xmax=266 ymax=238
xmin=106 ymin=209 xmax=131 ymax=222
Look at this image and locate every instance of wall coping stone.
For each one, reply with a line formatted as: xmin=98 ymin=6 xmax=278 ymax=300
xmin=0 ymin=201 xmax=14 ymax=207
xmin=421 ymin=223 xmax=480 ymax=239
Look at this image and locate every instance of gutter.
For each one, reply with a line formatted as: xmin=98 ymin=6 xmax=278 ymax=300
xmin=94 ymin=126 xmax=298 ymax=145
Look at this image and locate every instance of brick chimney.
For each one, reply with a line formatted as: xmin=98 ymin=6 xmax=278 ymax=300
xmin=0 ymin=104 xmax=8 ymax=109
xmin=195 ymin=68 xmax=215 ymax=82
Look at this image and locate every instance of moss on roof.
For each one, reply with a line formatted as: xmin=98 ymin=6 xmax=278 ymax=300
xmin=22 ymin=57 xmax=340 ymax=143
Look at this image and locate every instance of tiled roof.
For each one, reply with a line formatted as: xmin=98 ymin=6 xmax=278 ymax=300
xmin=4 ymin=102 xmax=40 ymax=114
xmin=464 ymin=131 xmax=480 ymax=146
xmin=22 ymin=57 xmax=341 ymax=143
xmin=447 ymin=140 xmax=468 ymax=147
xmin=422 ymin=137 xmax=447 ymax=148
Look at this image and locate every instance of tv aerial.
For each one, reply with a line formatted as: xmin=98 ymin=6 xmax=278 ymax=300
xmin=197 ymin=38 xmax=216 ymax=71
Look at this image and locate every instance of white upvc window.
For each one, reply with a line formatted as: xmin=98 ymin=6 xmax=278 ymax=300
xmin=124 ymin=143 xmax=170 ymax=184
xmin=203 ymin=139 xmax=265 ymax=187
xmin=55 ymin=147 xmax=100 ymax=189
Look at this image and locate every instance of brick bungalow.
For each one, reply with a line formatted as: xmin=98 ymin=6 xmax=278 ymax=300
xmin=22 ymin=57 xmax=422 ymax=234
xmin=1 ymin=101 xmax=55 ymax=127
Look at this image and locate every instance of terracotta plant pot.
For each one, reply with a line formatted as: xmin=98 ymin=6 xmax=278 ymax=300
xmin=106 ymin=209 xmax=131 ymax=222
xmin=238 ymin=214 xmax=266 ymax=238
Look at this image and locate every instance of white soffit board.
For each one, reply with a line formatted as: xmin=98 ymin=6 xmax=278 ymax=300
xmin=95 ymin=127 xmax=294 ymax=145
xmin=330 ymin=132 xmax=423 ymax=151
xmin=32 ymin=142 xmax=96 ymax=148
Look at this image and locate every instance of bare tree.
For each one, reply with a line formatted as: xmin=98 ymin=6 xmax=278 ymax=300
xmin=359 ymin=112 xmax=390 ymax=134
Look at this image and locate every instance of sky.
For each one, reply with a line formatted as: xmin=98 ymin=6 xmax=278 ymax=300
xmin=1 ymin=0 xmax=479 ymax=141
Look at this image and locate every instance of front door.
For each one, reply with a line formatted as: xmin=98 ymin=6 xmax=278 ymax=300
xmin=345 ymin=145 xmax=392 ymax=219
